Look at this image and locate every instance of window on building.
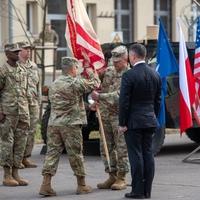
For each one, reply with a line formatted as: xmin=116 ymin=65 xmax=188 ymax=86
xmin=26 ymin=2 xmax=37 ymax=34
xmin=121 ymin=0 xmax=129 ymax=10
xmin=154 ymin=0 xmax=172 ymax=37
xmin=48 ymin=0 xmax=66 ymax=14
xmin=114 ymin=0 xmax=133 ymax=43
xmin=86 ymin=4 xmax=97 ymax=31
xmin=47 ymin=0 xmax=67 ymax=68
xmin=51 ymin=19 xmax=67 ymax=61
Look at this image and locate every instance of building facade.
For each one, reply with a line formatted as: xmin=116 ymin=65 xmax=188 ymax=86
xmin=0 ymin=0 xmax=43 ymax=63
xmin=0 ymin=0 xmax=198 ymax=65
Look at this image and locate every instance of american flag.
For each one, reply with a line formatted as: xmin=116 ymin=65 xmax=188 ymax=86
xmin=193 ymin=16 xmax=200 ymax=125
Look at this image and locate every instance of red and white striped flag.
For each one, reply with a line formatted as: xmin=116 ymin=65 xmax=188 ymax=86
xmin=65 ymin=0 xmax=105 ymax=72
xmin=177 ymin=21 xmax=196 ymax=133
xmin=193 ymin=16 xmax=200 ymax=125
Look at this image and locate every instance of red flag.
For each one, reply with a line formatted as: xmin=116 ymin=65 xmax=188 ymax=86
xmin=65 ymin=0 xmax=105 ymax=73
xmin=177 ymin=21 xmax=196 ymax=133
xmin=193 ymin=17 xmax=200 ymax=125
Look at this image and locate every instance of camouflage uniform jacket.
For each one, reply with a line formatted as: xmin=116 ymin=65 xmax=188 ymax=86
xmin=99 ymin=65 xmax=129 ymax=117
xmin=48 ymin=72 xmax=100 ymax=127
xmin=0 ymin=62 xmax=29 ymax=116
xmin=18 ymin=59 xmax=41 ymax=106
xmin=39 ymin=30 xmax=59 ymax=45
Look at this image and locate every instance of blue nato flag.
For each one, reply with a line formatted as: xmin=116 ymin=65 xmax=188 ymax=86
xmin=156 ymin=19 xmax=178 ymax=127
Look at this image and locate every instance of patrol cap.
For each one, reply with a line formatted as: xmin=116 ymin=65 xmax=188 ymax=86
xmin=4 ymin=43 xmax=21 ymax=52
xmin=18 ymin=41 xmax=32 ymax=49
xmin=111 ymin=45 xmax=128 ymax=62
xmin=61 ymin=57 xmax=79 ymax=68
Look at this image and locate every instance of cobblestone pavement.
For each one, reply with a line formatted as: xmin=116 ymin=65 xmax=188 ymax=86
xmin=0 ymin=133 xmax=200 ymax=200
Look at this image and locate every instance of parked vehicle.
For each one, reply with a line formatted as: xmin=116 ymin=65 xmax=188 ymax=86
xmin=41 ymin=40 xmax=199 ymax=155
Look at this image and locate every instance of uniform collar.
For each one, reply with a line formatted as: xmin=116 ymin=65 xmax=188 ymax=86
xmin=5 ymin=62 xmax=21 ymax=72
xmin=116 ymin=65 xmax=130 ymax=75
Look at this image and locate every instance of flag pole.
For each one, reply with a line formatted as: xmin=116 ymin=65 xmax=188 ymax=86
xmin=192 ymin=91 xmax=200 ymax=125
xmin=193 ymin=0 xmax=200 ymax=7
xmin=96 ymin=106 xmax=111 ymax=172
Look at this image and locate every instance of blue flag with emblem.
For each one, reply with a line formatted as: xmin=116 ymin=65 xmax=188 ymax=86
xmin=156 ymin=19 xmax=178 ymax=127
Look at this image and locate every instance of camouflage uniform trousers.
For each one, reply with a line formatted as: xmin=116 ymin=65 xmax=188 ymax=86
xmin=42 ymin=125 xmax=86 ymax=177
xmin=24 ymin=104 xmax=39 ymax=158
xmin=100 ymin=115 xmax=129 ymax=174
xmin=0 ymin=114 xmax=29 ymax=168
xmin=0 ymin=137 xmax=1 ymax=162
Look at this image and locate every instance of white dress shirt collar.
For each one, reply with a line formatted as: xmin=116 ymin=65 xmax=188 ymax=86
xmin=133 ymin=60 xmax=145 ymax=66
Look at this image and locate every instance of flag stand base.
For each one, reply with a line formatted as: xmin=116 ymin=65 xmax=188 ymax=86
xmin=182 ymin=145 xmax=200 ymax=164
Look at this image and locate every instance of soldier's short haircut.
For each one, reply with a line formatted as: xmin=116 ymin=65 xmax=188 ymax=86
xmin=61 ymin=57 xmax=79 ymax=71
xmin=129 ymin=43 xmax=146 ymax=59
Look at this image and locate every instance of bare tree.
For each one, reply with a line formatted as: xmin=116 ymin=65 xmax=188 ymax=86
xmin=180 ymin=0 xmax=200 ymax=41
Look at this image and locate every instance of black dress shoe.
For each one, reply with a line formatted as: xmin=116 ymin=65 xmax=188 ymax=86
xmin=145 ymin=193 xmax=151 ymax=199
xmin=125 ymin=192 xmax=145 ymax=199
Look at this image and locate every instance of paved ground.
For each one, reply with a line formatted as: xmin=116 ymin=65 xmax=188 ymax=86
xmin=1 ymin=133 xmax=200 ymax=200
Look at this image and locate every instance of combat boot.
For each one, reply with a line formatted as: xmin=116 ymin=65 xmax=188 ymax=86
xmin=12 ymin=167 xmax=29 ymax=186
xmin=2 ymin=167 xmax=19 ymax=186
xmin=22 ymin=158 xmax=37 ymax=168
xmin=111 ymin=172 xmax=127 ymax=190
xmin=76 ymin=176 xmax=92 ymax=194
xmin=39 ymin=174 xmax=56 ymax=196
xmin=18 ymin=163 xmax=25 ymax=169
xmin=97 ymin=172 xmax=117 ymax=189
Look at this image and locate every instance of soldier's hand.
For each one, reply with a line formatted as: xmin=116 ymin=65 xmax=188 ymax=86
xmin=118 ymin=126 xmax=127 ymax=135
xmin=89 ymin=101 xmax=99 ymax=111
xmin=0 ymin=112 xmax=6 ymax=122
xmin=85 ymin=67 xmax=94 ymax=75
xmin=91 ymin=90 xmax=100 ymax=101
xmin=81 ymin=67 xmax=93 ymax=79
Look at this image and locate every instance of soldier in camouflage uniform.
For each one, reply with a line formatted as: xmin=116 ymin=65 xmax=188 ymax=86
xmin=18 ymin=41 xmax=40 ymax=168
xmin=39 ymin=57 xmax=100 ymax=196
xmin=0 ymin=43 xmax=30 ymax=186
xmin=91 ymin=45 xmax=129 ymax=190
xmin=39 ymin=23 xmax=59 ymax=45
